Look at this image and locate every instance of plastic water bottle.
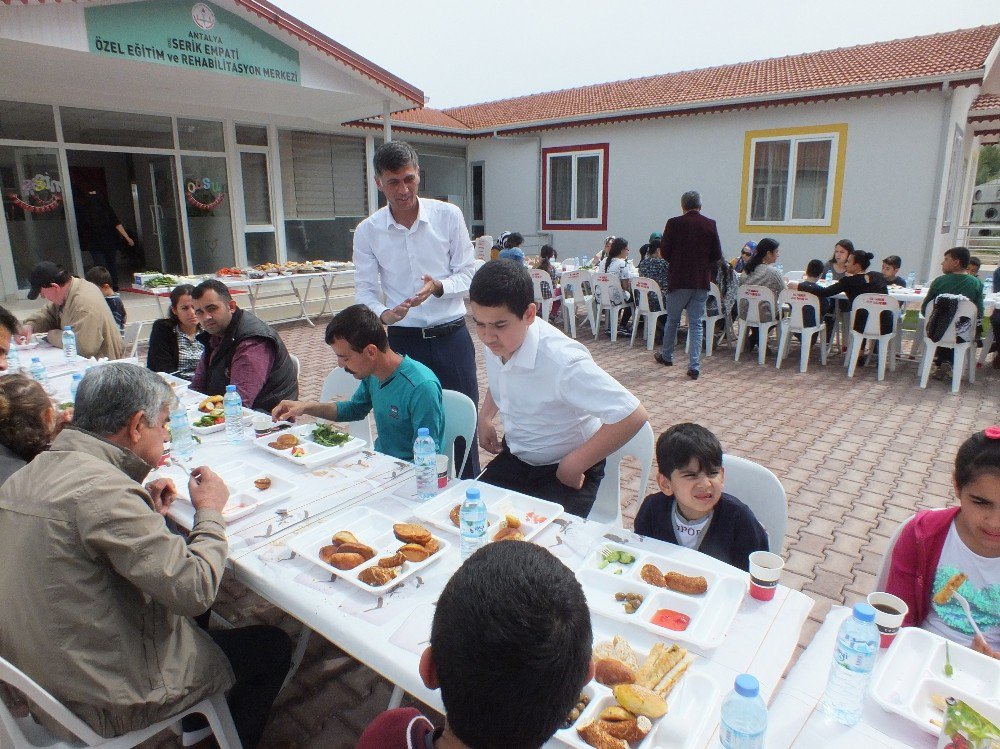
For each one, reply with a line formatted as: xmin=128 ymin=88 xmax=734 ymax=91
xmin=824 ymin=271 xmax=833 ymax=283
xmin=907 ymin=271 xmax=917 ymax=289
xmin=459 ymin=486 xmax=487 ymax=560
xmin=775 ymin=263 xmax=784 ymax=274
xmin=169 ymin=409 xmax=195 ymax=462
xmin=720 ymin=674 xmax=767 ymax=749
xmin=29 ymin=357 xmax=48 ymax=390
xmin=69 ymin=373 xmax=82 ymax=401
xmin=7 ymin=343 xmax=20 ymax=371
xmin=985 ymin=276 xmax=994 ymax=295
xmin=222 ymin=385 xmax=245 ymax=445
xmin=62 ymin=325 xmax=76 ymax=361
xmin=413 ymin=427 xmax=437 ymax=500
xmin=822 ymin=603 xmax=879 ymax=725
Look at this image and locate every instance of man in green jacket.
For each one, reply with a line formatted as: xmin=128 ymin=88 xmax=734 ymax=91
xmin=0 ymin=363 xmax=290 ymax=747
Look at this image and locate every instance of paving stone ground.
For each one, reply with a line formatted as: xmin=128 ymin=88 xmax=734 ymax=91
xmin=147 ymin=309 xmax=998 ymax=748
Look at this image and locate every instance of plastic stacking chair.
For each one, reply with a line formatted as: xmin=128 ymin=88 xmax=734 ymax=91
xmin=441 ymin=389 xmax=477 ymax=478
xmin=319 ymin=367 xmax=373 ymax=444
xmin=528 ymin=269 xmax=557 ymax=322
xmin=721 ymin=454 xmax=788 ymax=554
xmin=629 ymin=278 xmax=668 ymax=350
xmin=783 ymin=270 xmax=805 ymax=282
xmin=917 ymin=296 xmax=978 ymax=394
xmin=846 ymin=293 xmax=901 ymax=381
xmin=587 ymin=422 xmax=655 ymax=527
xmin=122 ymin=321 xmax=146 ymax=360
xmin=290 ymin=354 xmax=301 ymax=384
xmin=775 ymin=289 xmax=828 ymax=372
xmin=592 ymin=273 xmax=630 ymax=342
xmin=734 ymin=285 xmax=778 ymax=365
xmin=0 ymin=655 xmax=241 ymax=749
xmin=978 ymin=323 xmax=994 ymax=368
xmin=559 ymin=270 xmax=596 ymax=339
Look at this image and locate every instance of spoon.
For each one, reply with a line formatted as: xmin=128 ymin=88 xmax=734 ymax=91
xmin=944 ymin=642 xmax=953 ymax=678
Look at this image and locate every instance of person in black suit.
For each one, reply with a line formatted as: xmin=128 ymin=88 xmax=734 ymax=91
xmin=655 ymin=191 xmax=723 ymax=380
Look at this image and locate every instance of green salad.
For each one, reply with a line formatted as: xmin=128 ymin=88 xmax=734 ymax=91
xmin=311 ymin=424 xmax=350 ymax=447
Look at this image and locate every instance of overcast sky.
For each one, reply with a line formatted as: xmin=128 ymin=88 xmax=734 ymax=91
xmin=273 ymin=0 xmax=999 ymax=109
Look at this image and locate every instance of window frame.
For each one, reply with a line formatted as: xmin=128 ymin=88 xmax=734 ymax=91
xmin=739 ymin=124 xmax=848 ymax=234
xmin=541 ymin=143 xmax=609 ymax=231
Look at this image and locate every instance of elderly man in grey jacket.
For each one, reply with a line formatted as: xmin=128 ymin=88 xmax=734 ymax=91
xmin=0 ymin=363 xmax=290 ymax=747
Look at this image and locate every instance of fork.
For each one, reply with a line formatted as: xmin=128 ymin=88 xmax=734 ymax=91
xmin=952 ymin=592 xmax=983 ymax=639
xmin=169 ymin=457 xmax=192 ymax=476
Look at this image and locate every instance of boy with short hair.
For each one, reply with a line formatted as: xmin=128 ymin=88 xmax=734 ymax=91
xmin=470 ymin=260 xmax=647 ymax=517
xmin=882 ymin=255 xmax=905 ymax=286
xmin=84 ymin=265 xmax=127 ymax=333
xmin=355 ymin=541 xmax=593 ymax=749
xmin=803 ymin=258 xmax=825 ymax=283
xmin=634 ymin=423 xmax=768 ymax=571
xmin=968 ymin=256 xmax=982 ymax=277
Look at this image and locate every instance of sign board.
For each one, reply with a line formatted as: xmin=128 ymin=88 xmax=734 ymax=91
xmin=85 ymin=0 xmax=300 ymax=85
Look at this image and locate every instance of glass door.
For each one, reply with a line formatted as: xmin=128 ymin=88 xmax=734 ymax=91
xmin=148 ymin=155 xmax=184 ymax=274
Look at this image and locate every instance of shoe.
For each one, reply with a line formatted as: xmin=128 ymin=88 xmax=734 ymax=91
xmin=617 ymin=326 xmax=632 ymax=338
xmin=687 ymin=368 xmax=699 ymax=380
xmin=654 ymin=352 xmax=673 ymax=366
xmin=932 ymin=362 xmax=953 ymax=381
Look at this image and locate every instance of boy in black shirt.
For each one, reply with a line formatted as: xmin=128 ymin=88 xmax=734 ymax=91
xmin=634 ymin=423 xmax=768 ymax=571
xmin=882 ymin=255 xmax=905 ymax=286
xmin=85 ymin=265 xmax=127 ymax=334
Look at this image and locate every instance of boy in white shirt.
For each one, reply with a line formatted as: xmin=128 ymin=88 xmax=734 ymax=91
xmin=470 ymin=260 xmax=647 ymax=517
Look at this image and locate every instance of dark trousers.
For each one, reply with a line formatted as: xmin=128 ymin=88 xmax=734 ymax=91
xmin=87 ymin=243 xmax=120 ymax=290
xmin=388 ymin=322 xmax=480 ymax=477
xmin=480 ymin=441 xmax=605 ymax=518
xmin=183 ymin=625 xmax=293 ymax=748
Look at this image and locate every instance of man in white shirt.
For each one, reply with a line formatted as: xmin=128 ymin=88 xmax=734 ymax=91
xmin=470 ymin=260 xmax=648 ymax=517
xmin=354 ymin=141 xmax=479 ymax=475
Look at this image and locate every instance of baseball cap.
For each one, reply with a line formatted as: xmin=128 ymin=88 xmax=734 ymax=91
xmin=27 ymin=261 xmax=66 ymax=300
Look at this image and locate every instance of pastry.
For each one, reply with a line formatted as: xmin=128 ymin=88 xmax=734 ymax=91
xmin=592 ymin=636 xmax=639 ymax=672
xmin=321 ymin=551 xmax=365 ymax=570
xmin=636 ymin=643 xmax=684 ymax=689
xmin=358 ymin=565 xmax=398 ymax=587
xmin=612 ymin=684 xmax=667 ymax=719
xmin=600 ymin=716 xmax=652 ymax=742
xmin=492 ymin=525 xmax=525 ymax=542
xmin=598 ymin=706 xmax=632 ymax=722
xmin=449 ymin=504 xmax=461 ymax=527
xmin=933 ymin=572 xmax=968 ymax=605
xmin=594 ymin=658 xmax=636 ymax=686
xmin=336 ymin=542 xmax=375 ymax=560
xmin=577 ymin=721 xmax=627 ymax=749
xmin=393 ymin=523 xmax=432 ymax=545
xmin=664 ymin=571 xmax=708 ymax=595
xmin=253 ymin=477 xmax=272 ymax=490
xmin=422 ymin=537 xmax=440 ymax=555
xmin=640 ymin=563 xmax=666 ymax=587
xmin=398 ymin=543 xmax=430 ymax=562
xmin=377 ymin=552 xmax=407 ymax=568
xmin=331 ymin=530 xmax=359 ymax=546
xmin=274 ymin=433 xmax=299 ymax=449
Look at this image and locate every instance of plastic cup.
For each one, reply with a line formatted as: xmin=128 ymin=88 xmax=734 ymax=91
xmin=748 ymin=551 xmax=784 ymax=601
xmin=436 ymin=454 xmax=449 ymax=489
xmin=252 ymin=415 xmax=273 ymax=436
xmin=867 ymin=591 xmax=909 ymax=648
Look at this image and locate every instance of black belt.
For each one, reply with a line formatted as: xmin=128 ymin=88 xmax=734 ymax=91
xmin=390 ymin=317 xmax=466 ymax=339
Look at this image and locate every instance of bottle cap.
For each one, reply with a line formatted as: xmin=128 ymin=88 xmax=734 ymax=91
xmin=226 ymin=384 xmax=237 ymax=392
xmin=465 ymin=487 xmax=480 ymax=500
xmin=72 ymin=373 xmax=82 ymax=380
xmin=63 ymin=326 xmax=72 ymax=332
xmin=853 ymin=602 xmax=876 ymax=623
xmin=417 ymin=427 xmax=430 ymax=436
xmin=32 ymin=357 xmax=40 ymax=363
xmin=733 ymin=673 xmax=759 ymax=698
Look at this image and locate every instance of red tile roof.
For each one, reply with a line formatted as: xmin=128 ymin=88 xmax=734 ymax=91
xmin=376 ymin=24 xmax=1000 ymax=133
xmin=971 ymin=93 xmax=1000 ymax=111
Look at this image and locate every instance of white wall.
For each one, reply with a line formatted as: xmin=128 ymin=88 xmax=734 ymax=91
xmin=470 ymin=89 xmax=952 ymax=277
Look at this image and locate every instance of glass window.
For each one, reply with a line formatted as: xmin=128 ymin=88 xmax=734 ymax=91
xmin=0 ymin=146 xmax=73 ymax=291
xmin=750 ymin=140 xmax=790 ymax=222
xmin=791 ymin=140 xmax=832 ymax=220
xmin=245 ymin=232 xmax=276 ymax=266
xmin=60 ymin=107 xmax=173 ymax=149
xmin=472 ymin=163 xmax=484 ymax=221
xmin=181 ymin=155 xmax=235 ymax=274
xmin=236 ymin=124 xmax=268 ymax=146
xmin=542 ymin=144 xmax=608 ymax=229
xmin=240 ymin=152 xmax=272 ymax=225
xmin=177 ymin=119 xmax=224 ymax=152
xmin=0 ymin=101 xmax=56 ymax=142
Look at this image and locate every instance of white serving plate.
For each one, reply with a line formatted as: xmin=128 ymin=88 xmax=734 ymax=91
xmin=412 ymin=481 xmax=561 ymax=541
xmin=555 ymin=618 xmax=721 ymax=749
xmin=169 ymin=460 xmax=298 ymax=523
xmin=870 ymin=626 xmax=1000 ymax=735
xmin=188 ymin=407 xmax=254 ymax=435
xmin=576 ymin=545 xmax=746 ymax=650
xmin=253 ymin=422 xmax=366 ymax=468
xmin=287 ymin=506 xmax=449 ymax=594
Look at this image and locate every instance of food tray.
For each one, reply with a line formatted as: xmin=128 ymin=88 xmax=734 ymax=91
xmin=870 ymin=626 xmax=1000 ymax=735
xmin=253 ymin=422 xmax=366 ymax=468
xmin=555 ymin=618 xmax=722 ymax=749
xmin=188 ymin=407 xmax=254 ymax=436
xmin=164 ymin=460 xmax=297 ymax=523
xmin=287 ymin=506 xmax=449 ymax=594
xmin=576 ymin=545 xmax=746 ymax=650
xmin=412 ymin=480 xmax=561 ymax=541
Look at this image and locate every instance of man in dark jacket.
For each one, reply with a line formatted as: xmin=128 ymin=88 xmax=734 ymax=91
xmin=189 ymin=280 xmax=298 ymax=412
xmin=655 ymin=191 xmax=723 ymax=380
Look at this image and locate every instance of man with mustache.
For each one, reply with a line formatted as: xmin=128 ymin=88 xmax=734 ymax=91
xmin=272 ymin=304 xmax=444 ymax=463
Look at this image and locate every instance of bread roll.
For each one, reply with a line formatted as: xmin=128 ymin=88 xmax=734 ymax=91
xmin=594 ymin=658 xmax=636 ymax=686
xmin=393 ymin=523 xmax=432 ymax=545
xmin=398 ymin=543 xmax=430 ymax=562
xmin=322 ymin=552 xmax=365 ymax=570
xmin=331 ymin=530 xmax=359 ymax=546
xmin=612 ymin=684 xmax=667 ymax=719
xmin=336 ymin=542 xmax=375 ymax=560
xmin=358 ymin=565 xmax=398 ymax=587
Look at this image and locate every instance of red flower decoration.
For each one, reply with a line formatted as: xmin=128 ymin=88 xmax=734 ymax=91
xmin=984 ymin=426 xmax=1000 ymax=440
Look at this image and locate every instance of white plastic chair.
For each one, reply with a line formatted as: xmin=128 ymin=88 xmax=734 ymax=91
xmin=0 ymin=655 xmax=241 ymax=749
xmin=629 ymin=278 xmax=668 ymax=350
xmin=978 ymin=324 xmax=994 ymax=367
xmin=290 ymin=354 xmax=301 ymax=384
xmin=319 ymin=367 xmax=374 ymax=444
xmin=784 ymin=270 xmax=805 ymax=282
xmin=684 ymin=282 xmax=728 ymax=357
xmin=721 ymin=454 xmax=788 ymax=554
xmin=560 ymin=270 xmax=596 ymax=339
xmin=592 ymin=272 xmax=629 ymax=342
xmin=441 ymin=389 xmax=476 ymax=478
xmin=734 ymin=285 xmax=778 ymax=364
xmin=528 ymin=269 xmax=557 ymax=321
xmin=587 ymin=422 xmax=655 ymax=527
xmin=122 ymin=321 xmax=145 ymax=360
xmin=917 ymin=296 xmax=978 ymax=393
xmin=847 ymin=293 xmax=901 ymax=381
xmin=775 ymin=289 xmax=828 ymax=372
